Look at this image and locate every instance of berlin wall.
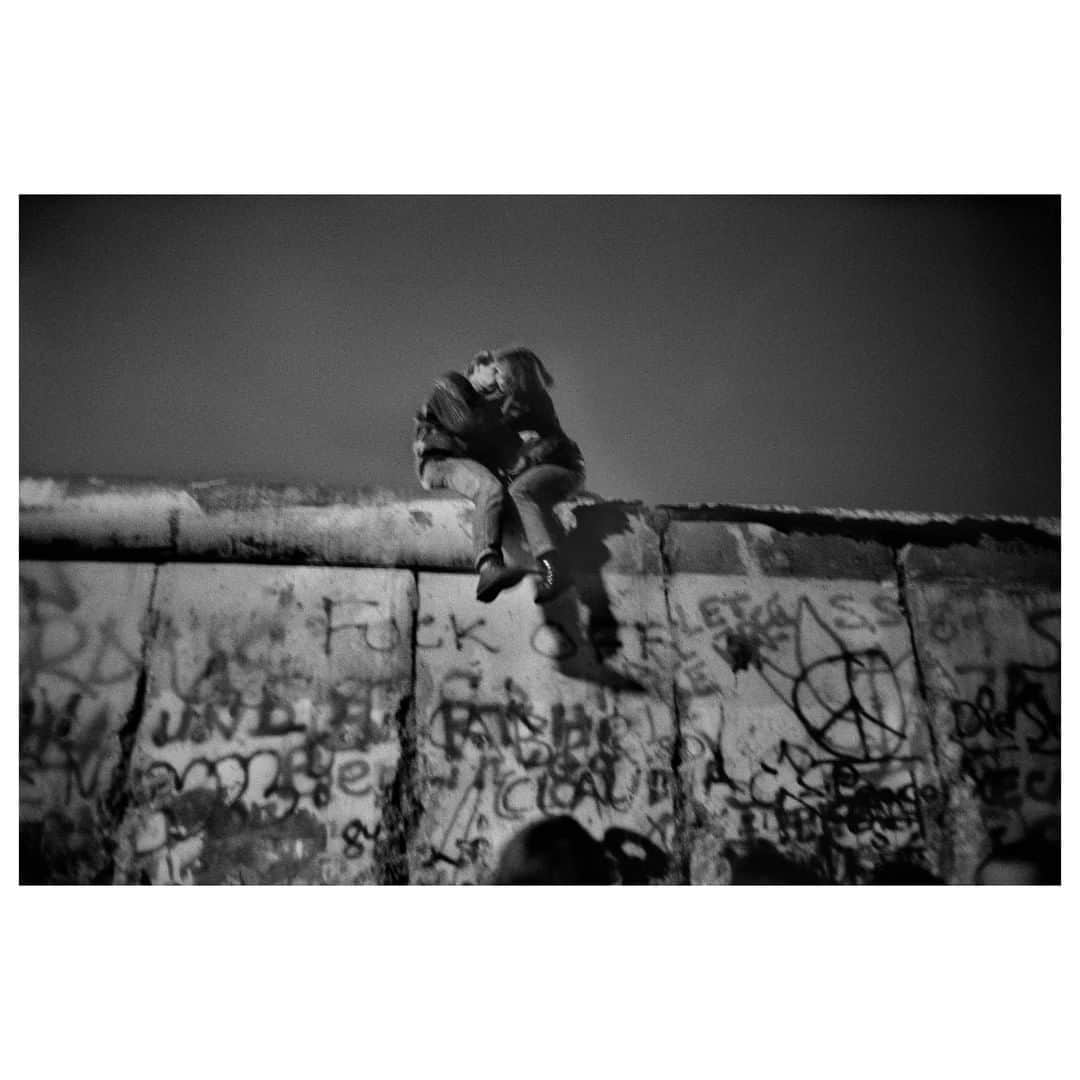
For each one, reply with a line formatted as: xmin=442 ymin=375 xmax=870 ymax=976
xmin=19 ymin=478 xmax=1060 ymax=884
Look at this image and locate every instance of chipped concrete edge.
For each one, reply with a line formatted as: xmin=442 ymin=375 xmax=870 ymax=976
xmin=20 ymin=476 xmax=1060 ymax=571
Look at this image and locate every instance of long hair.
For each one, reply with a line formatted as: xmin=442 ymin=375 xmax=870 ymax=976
xmin=493 ymin=346 xmax=557 ymax=427
xmin=493 ymin=346 xmax=554 ymax=395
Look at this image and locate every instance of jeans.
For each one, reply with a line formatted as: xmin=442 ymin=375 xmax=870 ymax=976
xmin=421 ymin=458 xmax=585 ymax=568
xmin=508 ymin=463 xmax=585 ymax=559
xmin=420 ymin=458 xmax=505 ymax=569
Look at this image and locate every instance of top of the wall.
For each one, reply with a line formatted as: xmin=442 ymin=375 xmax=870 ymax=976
xmin=19 ymin=475 xmax=1060 ymax=578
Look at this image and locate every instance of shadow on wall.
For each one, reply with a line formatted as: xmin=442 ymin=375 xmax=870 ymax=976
xmin=499 ymin=500 xmax=647 ymax=691
xmin=542 ymin=502 xmax=648 ymax=692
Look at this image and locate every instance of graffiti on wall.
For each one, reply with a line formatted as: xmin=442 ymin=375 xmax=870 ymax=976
xmin=936 ymin=601 xmax=1060 ymax=849
xmin=415 ymin=577 xmax=675 ymax=884
xmin=20 ymin=564 xmax=154 ymax=882
xmin=669 ymin=581 xmax=936 ymax=882
xmin=420 ymin=671 xmax=673 ymax=880
xmin=20 ymin=550 xmax=1060 ymax=886
xmin=122 ymin=567 xmax=411 ymax=885
xmin=20 ymin=568 xmax=146 ymax=806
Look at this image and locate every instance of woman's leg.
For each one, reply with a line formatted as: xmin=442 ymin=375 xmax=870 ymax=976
xmin=421 ymin=458 xmax=505 ymax=569
xmin=506 ymin=464 xmax=584 ymax=559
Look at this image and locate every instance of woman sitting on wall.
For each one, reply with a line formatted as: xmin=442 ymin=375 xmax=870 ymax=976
xmin=490 ymin=346 xmax=585 ymax=603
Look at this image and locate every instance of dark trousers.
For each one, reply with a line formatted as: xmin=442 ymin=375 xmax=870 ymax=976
xmin=507 ymin=463 xmax=584 ymax=558
xmin=421 ymin=458 xmax=584 ymax=568
xmin=421 ymin=458 xmax=505 ymax=569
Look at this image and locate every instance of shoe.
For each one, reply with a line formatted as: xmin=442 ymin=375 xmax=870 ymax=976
xmin=476 ymin=557 xmax=524 ymax=604
xmin=534 ymin=554 xmax=571 ymax=604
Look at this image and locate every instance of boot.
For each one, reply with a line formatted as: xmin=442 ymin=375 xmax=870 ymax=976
xmin=534 ymin=552 xmax=571 ymax=605
xmin=476 ymin=555 xmax=523 ymax=603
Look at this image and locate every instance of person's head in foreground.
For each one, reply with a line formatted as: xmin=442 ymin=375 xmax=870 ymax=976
xmin=491 ymin=816 xmax=672 ymax=885
xmin=976 ymin=823 xmax=1060 ymax=885
xmin=492 ymin=816 xmax=616 ymax=885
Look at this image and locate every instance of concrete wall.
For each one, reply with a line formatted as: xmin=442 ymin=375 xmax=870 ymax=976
xmin=19 ymin=478 xmax=1060 ymax=884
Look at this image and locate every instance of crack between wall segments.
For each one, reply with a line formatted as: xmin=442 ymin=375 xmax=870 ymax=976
xmin=322 ymin=597 xmax=334 ymax=658
xmin=892 ymin=542 xmax=956 ymax=879
xmin=658 ymin=517 xmax=691 ymax=885
xmin=893 ymin=544 xmax=939 ymax=767
xmin=373 ymin=569 xmax=423 ymax=885
xmin=97 ymin=563 xmax=161 ymax=884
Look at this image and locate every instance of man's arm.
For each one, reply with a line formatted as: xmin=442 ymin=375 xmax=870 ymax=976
xmin=428 ymin=374 xmax=483 ymax=437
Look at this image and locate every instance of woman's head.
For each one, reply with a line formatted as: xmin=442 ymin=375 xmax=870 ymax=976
xmin=492 ymin=346 xmax=554 ymax=396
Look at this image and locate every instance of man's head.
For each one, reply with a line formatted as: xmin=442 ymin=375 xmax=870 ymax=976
xmin=467 ymin=350 xmax=500 ymax=394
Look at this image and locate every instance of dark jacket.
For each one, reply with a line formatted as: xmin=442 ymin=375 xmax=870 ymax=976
xmin=500 ymin=373 xmax=584 ymax=475
xmin=413 ymin=371 xmax=521 ymax=481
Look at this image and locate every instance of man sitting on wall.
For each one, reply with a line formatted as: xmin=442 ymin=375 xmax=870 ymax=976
xmin=413 ymin=351 xmax=526 ymax=603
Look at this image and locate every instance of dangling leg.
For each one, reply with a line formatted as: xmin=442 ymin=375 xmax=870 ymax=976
xmin=421 ymin=458 xmax=521 ymax=602
xmin=507 ymin=464 xmax=584 ymax=604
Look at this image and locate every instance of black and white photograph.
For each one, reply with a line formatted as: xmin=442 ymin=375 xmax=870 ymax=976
xmin=19 ymin=195 xmax=1060 ymax=887
xmin=7 ymin=6 xmax=1073 ymax=1079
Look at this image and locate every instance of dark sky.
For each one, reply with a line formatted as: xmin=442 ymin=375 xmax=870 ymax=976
xmin=20 ymin=195 xmax=1060 ymax=516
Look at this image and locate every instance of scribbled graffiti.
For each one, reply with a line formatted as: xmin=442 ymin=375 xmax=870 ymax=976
xmin=130 ymin=693 xmax=397 ymax=882
xmin=20 ymin=549 xmax=1060 ymax=886
xmin=21 ymin=570 xmax=145 ymax=693
xmin=19 ymin=564 xmax=154 ymax=882
xmin=420 ymin=603 xmax=649 ymax=685
xmin=951 ymin=667 xmax=1059 ymax=806
xmin=194 ymin=804 xmax=328 ymax=885
xmin=690 ymin=727 xmax=939 ymax=880
xmin=147 ymin=675 xmax=398 ymax=753
xmin=114 ymin=567 xmax=413 ymax=884
xmin=20 ymin=689 xmax=117 ymax=804
xmin=672 ymin=584 xmax=931 ymax=882
xmin=139 ymin=737 xmax=393 ymax=818
xmin=747 ymin=742 xmax=938 ymax=849
xmin=128 ymin=725 xmax=397 ymax=883
xmin=419 ymin=668 xmax=671 ymax=882
xmin=942 ymin=605 xmax=1060 ymax=847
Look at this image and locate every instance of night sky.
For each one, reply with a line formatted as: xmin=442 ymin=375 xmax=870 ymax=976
xmin=19 ymin=195 xmax=1060 ymax=516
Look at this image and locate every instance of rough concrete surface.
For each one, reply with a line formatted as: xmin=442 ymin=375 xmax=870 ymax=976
xmin=20 ymin=562 xmax=157 ymax=883
xmin=669 ymin=573 xmax=938 ymax=883
xmin=412 ymin=570 xmax=675 ymax=883
xmin=18 ymin=477 xmax=1061 ymax=884
xmin=115 ymin=565 xmax=415 ymax=884
xmin=903 ymin=582 xmax=1060 ymax=883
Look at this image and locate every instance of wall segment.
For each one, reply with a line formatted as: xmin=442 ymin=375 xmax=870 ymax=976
xmin=19 ymin=478 xmax=1060 ymax=884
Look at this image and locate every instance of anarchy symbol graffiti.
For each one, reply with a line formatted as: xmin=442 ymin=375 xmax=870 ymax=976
xmin=754 ymin=598 xmax=911 ymax=762
xmin=791 ymin=647 xmax=908 ymax=760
